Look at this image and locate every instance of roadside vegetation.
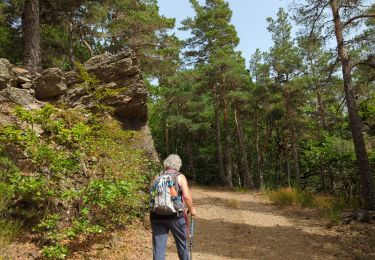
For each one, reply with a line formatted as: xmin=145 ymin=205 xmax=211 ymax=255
xmin=0 ymin=104 xmax=157 ymax=258
xmin=267 ymin=188 xmax=360 ymax=224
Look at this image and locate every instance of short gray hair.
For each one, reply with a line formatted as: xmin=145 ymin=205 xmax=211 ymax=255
xmin=163 ymin=154 xmax=182 ymax=171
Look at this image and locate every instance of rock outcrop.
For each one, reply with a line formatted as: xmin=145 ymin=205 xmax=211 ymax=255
xmin=63 ymin=50 xmax=148 ymax=125
xmin=35 ymin=67 xmax=67 ymax=99
xmin=0 ymin=49 xmax=158 ymax=160
xmin=0 ymin=58 xmax=13 ymax=90
xmin=0 ymin=50 xmax=159 ymax=258
xmin=0 ymin=87 xmax=43 ymax=109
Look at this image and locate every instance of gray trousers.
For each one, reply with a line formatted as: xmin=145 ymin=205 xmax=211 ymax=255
xmin=151 ymin=216 xmax=189 ymax=260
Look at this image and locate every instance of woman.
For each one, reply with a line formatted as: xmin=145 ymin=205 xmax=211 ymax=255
xmin=150 ymin=154 xmax=196 ymax=260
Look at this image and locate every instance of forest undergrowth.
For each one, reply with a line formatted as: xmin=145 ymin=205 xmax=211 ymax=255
xmin=0 ymin=104 xmax=158 ymax=258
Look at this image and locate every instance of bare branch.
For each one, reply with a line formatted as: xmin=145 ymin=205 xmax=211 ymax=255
xmin=351 ymin=60 xmax=375 ymax=69
xmin=308 ymin=6 xmax=329 ymax=37
xmin=79 ymin=31 xmax=94 ymax=57
xmin=343 ymin=13 xmax=375 ymax=27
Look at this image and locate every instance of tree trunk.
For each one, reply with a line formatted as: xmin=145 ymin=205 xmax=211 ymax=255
xmin=286 ymin=155 xmax=291 ymax=188
xmin=291 ymin=127 xmax=301 ymax=188
xmin=328 ymin=165 xmax=335 ymax=194
xmin=284 ymin=137 xmax=292 ymax=189
xmin=213 ymin=88 xmax=226 ymax=185
xmin=275 ymin=145 xmax=281 ymax=188
xmin=234 ymin=101 xmax=254 ymax=188
xmin=68 ymin=22 xmax=75 ymax=70
xmin=187 ymin=142 xmax=197 ymax=182
xmin=314 ymin=87 xmax=334 ymax=193
xmin=223 ymin=94 xmax=233 ymax=187
xmin=165 ymin=122 xmax=170 ymax=154
xmin=330 ymin=0 xmax=375 ymax=210
xmin=225 ymin=144 xmax=234 ymax=187
xmin=255 ymin=111 xmax=262 ymax=188
xmin=319 ymin=165 xmax=327 ymax=193
xmin=260 ymin=125 xmax=273 ymax=183
xmin=23 ymin=0 xmax=41 ymax=73
xmin=232 ymin=155 xmax=241 ymax=187
xmin=316 ymin=89 xmax=328 ymax=130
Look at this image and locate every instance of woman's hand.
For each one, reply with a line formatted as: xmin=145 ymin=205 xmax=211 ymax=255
xmin=190 ymin=207 xmax=197 ymax=217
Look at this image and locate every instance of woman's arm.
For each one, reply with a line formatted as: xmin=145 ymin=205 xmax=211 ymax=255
xmin=178 ymin=174 xmax=196 ymax=216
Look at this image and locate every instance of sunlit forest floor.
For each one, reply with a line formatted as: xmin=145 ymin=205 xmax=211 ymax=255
xmin=8 ymin=187 xmax=375 ymax=259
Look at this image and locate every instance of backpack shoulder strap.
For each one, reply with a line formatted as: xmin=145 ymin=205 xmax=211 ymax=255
xmin=170 ymin=172 xmax=182 ymax=197
xmin=151 ymin=171 xmax=164 ymax=190
xmin=163 ymin=170 xmax=182 ymax=197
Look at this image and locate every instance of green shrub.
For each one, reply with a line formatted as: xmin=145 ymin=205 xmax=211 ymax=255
xmin=41 ymin=244 xmax=68 ymax=260
xmin=0 ymin=104 xmax=157 ymax=258
xmin=0 ymin=181 xmax=20 ymax=254
xmin=75 ymin=62 xmax=99 ymax=92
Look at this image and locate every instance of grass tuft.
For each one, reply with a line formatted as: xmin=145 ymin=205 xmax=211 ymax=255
xmin=267 ymin=188 xmax=355 ymax=223
xmin=268 ymin=188 xmax=295 ymax=206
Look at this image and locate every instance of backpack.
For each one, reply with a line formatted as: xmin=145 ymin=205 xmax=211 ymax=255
xmin=150 ymin=170 xmax=184 ymax=215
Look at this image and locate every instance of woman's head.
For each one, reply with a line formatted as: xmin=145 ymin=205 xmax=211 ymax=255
xmin=163 ymin=154 xmax=182 ymax=171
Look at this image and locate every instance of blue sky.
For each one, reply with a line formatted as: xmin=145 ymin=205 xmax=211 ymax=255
xmin=157 ymin=0 xmax=292 ymax=67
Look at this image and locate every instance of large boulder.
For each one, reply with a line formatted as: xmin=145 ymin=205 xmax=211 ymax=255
xmin=0 ymin=87 xmax=44 ymax=132
xmin=0 ymin=58 xmax=13 ymax=90
xmin=62 ymin=50 xmax=148 ymax=126
xmin=35 ymin=68 xmax=67 ymax=99
xmin=0 ymin=87 xmax=44 ymax=110
xmin=84 ymin=50 xmax=140 ymax=84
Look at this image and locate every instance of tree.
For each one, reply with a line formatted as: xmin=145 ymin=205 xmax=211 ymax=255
xmin=224 ymin=53 xmax=254 ymax=188
xmin=297 ymin=33 xmax=340 ymax=193
xmin=181 ymin=0 xmax=253 ymax=187
xmin=1 ymin=0 xmax=179 ymax=75
xmin=249 ymin=49 xmax=280 ymax=188
xmin=294 ymin=0 xmax=375 ymax=209
xmin=105 ymin=0 xmax=178 ymax=77
xmin=23 ymin=0 xmax=41 ymax=72
xmin=267 ymin=8 xmax=304 ymax=188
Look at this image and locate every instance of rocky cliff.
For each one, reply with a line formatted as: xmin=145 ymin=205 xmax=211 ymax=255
xmin=0 ymin=50 xmax=158 ymax=160
xmin=0 ymin=50 xmax=159 ymax=258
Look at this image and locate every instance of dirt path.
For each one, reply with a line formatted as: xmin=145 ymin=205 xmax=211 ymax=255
xmin=68 ymin=186 xmax=374 ymax=260
xmin=164 ymin=187 xmax=346 ymax=260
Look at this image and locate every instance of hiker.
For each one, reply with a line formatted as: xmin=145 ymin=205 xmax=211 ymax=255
xmin=150 ymin=154 xmax=196 ymax=260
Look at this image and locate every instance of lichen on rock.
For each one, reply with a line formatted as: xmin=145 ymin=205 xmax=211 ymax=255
xmin=35 ymin=67 xmax=67 ymax=99
xmin=0 ymin=58 xmax=13 ymax=90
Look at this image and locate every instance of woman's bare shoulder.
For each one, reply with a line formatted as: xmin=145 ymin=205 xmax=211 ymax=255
xmin=177 ymin=173 xmax=187 ymax=185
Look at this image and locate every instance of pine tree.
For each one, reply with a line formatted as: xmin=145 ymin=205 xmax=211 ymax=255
xmin=267 ymin=8 xmax=304 ymax=188
xmin=294 ymin=0 xmax=375 ymax=209
xmin=181 ymin=0 xmax=253 ymax=187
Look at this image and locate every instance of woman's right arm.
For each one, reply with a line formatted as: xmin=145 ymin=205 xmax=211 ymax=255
xmin=179 ymin=174 xmax=196 ymax=216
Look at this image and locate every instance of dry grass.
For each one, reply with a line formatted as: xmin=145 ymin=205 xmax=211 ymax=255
xmin=267 ymin=188 xmax=354 ymax=223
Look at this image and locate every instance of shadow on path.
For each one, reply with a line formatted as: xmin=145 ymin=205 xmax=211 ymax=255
xmin=188 ymin=188 xmax=355 ymax=259
xmin=192 ymin=217 xmax=348 ymax=259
